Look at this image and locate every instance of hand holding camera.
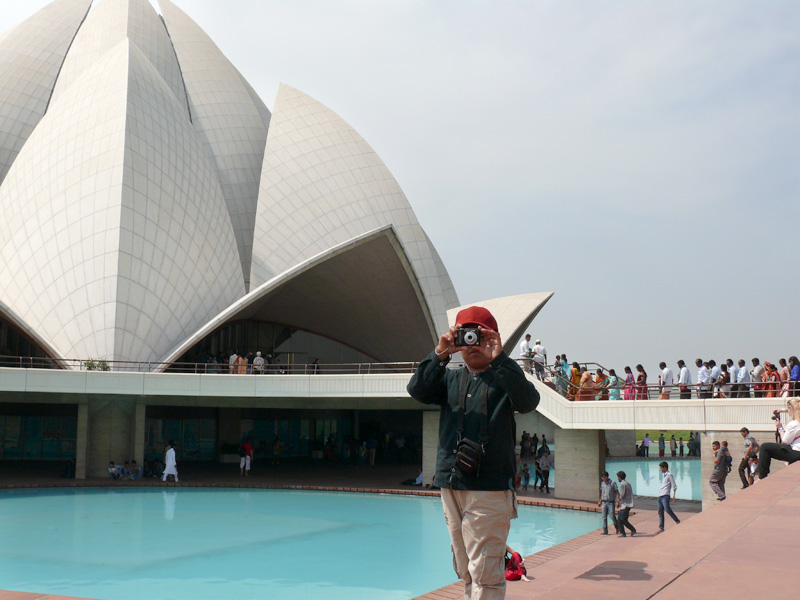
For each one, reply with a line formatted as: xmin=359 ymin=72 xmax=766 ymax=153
xmin=434 ymin=324 xmax=503 ymax=362
xmin=772 ymin=409 xmax=787 ymax=424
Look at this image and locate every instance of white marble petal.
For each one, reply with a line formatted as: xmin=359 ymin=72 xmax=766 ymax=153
xmin=0 ymin=39 xmax=243 ymax=364
xmin=252 ymin=84 xmax=457 ymax=333
xmin=447 ymin=292 xmax=555 ymax=355
xmin=0 ymin=0 xmax=91 ymax=186
xmin=50 ymin=0 xmax=190 ymax=115
xmin=159 ymin=0 xmax=272 ymax=290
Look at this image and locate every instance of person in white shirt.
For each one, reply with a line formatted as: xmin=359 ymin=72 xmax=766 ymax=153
xmin=519 ymin=334 xmax=532 ymax=374
xmin=709 ymin=360 xmax=721 ymax=397
xmin=726 ymin=359 xmax=739 ymax=397
xmin=252 ymin=351 xmax=265 ymax=374
xmin=531 ymin=339 xmax=547 ymax=381
xmin=757 ymin=398 xmax=800 ymax=479
xmin=677 ymin=360 xmax=692 ymax=399
xmin=736 ymin=359 xmax=751 ymax=398
xmin=751 ymin=358 xmax=765 ymax=397
xmin=162 ymin=440 xmax=179 ymax=483
xmin=656 ymin=462 xmax=680 ymax=533
xmin=658 ymin=362 xmax=674 ymax=400
xmin=695 ymin=359 xmax=710 ymax=399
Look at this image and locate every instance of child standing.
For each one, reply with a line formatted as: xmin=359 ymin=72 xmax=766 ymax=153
xmin=522 ymin=464 xmax=530 ymax=490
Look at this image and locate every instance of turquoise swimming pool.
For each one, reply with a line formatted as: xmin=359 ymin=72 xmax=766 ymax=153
xmin=0 ymin=488 xmax=600 ymax=600
xmin=606 ymin=458 xmax=701 ymax=501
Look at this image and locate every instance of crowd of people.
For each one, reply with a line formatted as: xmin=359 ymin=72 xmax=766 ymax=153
xmin=518 ymin=339 xmax=800 ymax=401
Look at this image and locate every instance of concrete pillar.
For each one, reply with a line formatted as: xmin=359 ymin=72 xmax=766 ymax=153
xmin=133 ymin=402 xmax=146 ymax=467
xmin=515 ymin=412 xmax=557 ymax=444
xmin=699 ymin=429 xmax=786 ymax=510
xmin=85 ymin=397 xmax=136 ymax=478
xmin=75 ymin=402 xmax=89 ymax=479
xmin=606 ymin=430 xmax=637 ymax=457
xmin=422 ymin=410 xmax=439 ymax=487
xmin=554 ymin=428 xmax=605 ymax=502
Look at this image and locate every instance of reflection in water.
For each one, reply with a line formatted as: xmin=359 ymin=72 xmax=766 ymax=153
xmin=162 ymin=490 xmax=177 ymax=520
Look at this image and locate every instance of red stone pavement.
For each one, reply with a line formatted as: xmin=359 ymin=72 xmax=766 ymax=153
xmin=417 ymin=461 xmax=800 ymax=600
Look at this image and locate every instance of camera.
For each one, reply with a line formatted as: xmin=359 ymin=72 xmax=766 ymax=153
xmin=455 ymin=328 xmax=481 ymax=347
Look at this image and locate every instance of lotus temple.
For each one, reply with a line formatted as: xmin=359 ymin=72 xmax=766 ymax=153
xmin=0 ymin=0 xmax=554 ymax=478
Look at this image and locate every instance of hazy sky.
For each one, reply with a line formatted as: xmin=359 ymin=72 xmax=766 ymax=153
xmin=3 ymin=0 xmax=799 ymax=375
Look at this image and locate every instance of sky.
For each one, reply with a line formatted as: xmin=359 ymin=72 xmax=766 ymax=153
xmin=3 ymin=0 xmax=799 ymax=375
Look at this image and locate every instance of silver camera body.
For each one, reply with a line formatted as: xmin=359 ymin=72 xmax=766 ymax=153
xmin=455 ymin=328 xmax=481 ymax=347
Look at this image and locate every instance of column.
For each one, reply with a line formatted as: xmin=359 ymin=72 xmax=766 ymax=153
xmin=85 ymin=396 xmax=136 ymax=478
xmin=606 ymin=430 xmax=637 ymax=457
xmin=422 ymin=410 xmax=439 ymax=488
xmin=133 ymin=402 xmax=146 ymax=467
xmin=75 ymin=401 xmax=89 ymax=479
xmin=553 ymin=428 xmax=605 ymax=502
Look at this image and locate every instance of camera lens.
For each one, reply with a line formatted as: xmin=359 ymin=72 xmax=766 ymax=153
xmin=464 ymin=330 xmax=478 ymax=345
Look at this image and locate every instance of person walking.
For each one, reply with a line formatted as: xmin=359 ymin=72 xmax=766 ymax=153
xmin=656 ymin=462 xmax=680 ymax=533
xmin=538 ymin=450 xmax=552 ymax=494
xmin=709 ymin=441 xmax=727 ymax=501
xmin=616 ymin=471 xmax=637 ymax=537
xmin=162 ymin=440 xmax=179 ymax=483
xmin=669 ymin=435 xmax=677 ymax=458
xmin=597 ymin=471 xmax=620 ymax=535
xmin=737 ymin=427 xmax=759 ymax=489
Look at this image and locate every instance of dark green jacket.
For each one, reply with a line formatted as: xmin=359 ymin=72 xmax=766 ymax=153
xmin=407 ymin=351 xmax=539 ymax=490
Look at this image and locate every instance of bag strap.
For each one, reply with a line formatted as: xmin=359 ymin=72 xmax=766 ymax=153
xmin=457 ymin=368 xmax=489 ymax=444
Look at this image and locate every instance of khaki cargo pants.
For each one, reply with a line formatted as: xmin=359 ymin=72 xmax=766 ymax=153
xmin=441 ymin=488 xmax=517 ymax=600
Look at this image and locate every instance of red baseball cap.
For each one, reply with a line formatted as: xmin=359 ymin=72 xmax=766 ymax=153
xmin=455 ymin=306 xmax=498 ymax=332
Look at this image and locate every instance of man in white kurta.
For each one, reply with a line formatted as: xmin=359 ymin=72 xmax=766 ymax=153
xmin=162 ymin=441 xmax=179 ymax=482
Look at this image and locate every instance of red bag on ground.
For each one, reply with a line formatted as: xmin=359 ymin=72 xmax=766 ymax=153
xmin=504 ymin=551 xmax=527 ymax=581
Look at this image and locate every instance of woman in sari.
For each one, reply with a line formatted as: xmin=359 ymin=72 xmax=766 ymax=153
xmin=558 ymin=356 xmax=571 ymax=397
xmin=568 ymin=362 xmax=581 ymax=401
xmin=595 ymin=368 xmax=609 ymax=401
xmin=578 ymin=367 xmax=595 ymax=401
xmin=779 ymin=358 xmax=791 ymax=397
xmin=635 ymin=364 xmax=649 ymax=400
xmin=236 ymin=354 xmax=248 ymax=374
xmin=623 ymin=366 xmax=636 ymax=400
xmin=764 ymin=362 xmax=780 ymax=397
xmin=607 ymin=368 xmax=622 ymax=401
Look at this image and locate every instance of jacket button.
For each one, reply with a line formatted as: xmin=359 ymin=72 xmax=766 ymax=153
xmin=467 ymin=393 xmax=472 ymax=398
xmin=452 ymin=468 xmax=456 ymax=472
xmin=453 ymin=448 xmax=457 ymax=453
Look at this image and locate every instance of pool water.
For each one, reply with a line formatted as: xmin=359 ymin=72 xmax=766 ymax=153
xmin=606 ymin=458 xmax=701 ymax=501
xmin=0 ymin=488 xmax=600 ymax=600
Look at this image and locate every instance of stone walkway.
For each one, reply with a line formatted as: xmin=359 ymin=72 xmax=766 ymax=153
xmin=417 ymin=462 xmax=799 ymax=600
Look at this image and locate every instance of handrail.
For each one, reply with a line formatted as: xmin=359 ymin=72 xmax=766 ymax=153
xmin=0 ymin=354 xmax=421 ymax=375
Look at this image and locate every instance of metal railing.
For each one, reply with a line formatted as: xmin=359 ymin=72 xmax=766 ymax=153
xmin=0 ymin=354 xmax=421 ymax=375
xmin=524 ymin=365 xmax=797 ymax=401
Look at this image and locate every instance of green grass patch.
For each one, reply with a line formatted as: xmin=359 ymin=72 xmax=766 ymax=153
xmin=636 ymin=429 xmax=692 ymax=442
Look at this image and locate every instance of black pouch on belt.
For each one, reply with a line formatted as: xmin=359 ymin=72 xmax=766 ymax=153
xmin=455 ymin=437 xmax=484 ymax=475
xmin=454 ymin=368 xmax=488 ymax=476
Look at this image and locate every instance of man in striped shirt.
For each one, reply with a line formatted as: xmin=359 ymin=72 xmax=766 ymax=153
xmin=656 ymin=461 xmax=680 ymax=534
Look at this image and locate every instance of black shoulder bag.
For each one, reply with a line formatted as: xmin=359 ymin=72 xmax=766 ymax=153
xmin=455 ymin=368 xmax=489 ymax=476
